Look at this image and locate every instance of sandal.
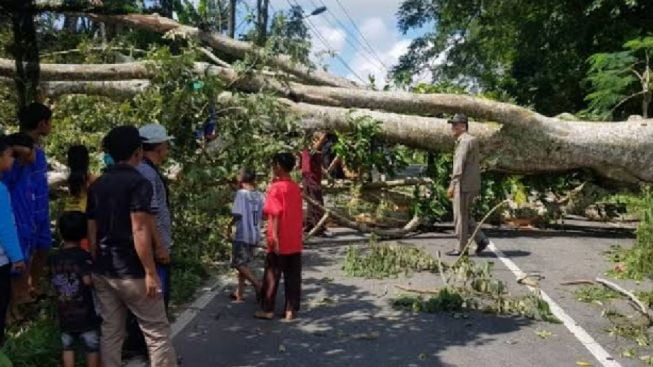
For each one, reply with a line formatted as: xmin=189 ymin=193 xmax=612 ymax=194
xmin=254 ymin=311 xmax=274 ymax=320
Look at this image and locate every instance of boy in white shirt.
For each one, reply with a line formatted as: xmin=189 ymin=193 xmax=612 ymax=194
xmin=230 ymin=168 xmax=263 ymax=302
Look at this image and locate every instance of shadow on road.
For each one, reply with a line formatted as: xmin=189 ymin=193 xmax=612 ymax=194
xmin=173 ymin=246 xmax=537 ymax=367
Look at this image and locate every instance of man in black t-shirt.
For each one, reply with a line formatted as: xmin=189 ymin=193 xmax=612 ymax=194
xmin=49 ymin=212 xmax=100 ymax=367
xmin=87 ymin=126 xmax=177 ymax=367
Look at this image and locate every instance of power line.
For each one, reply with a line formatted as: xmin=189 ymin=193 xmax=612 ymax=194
xmin=310 ymin=0 xmax=387 ymax=71
xmin=285 ymin=0 xmax=366 ymax=84
xmin=306 ymin=0 xmax=387 ymax=72
xmin=331 ymin=0 xmax=389 ymax=70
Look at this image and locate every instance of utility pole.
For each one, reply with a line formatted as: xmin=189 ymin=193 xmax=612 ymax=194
xmin=228 ymin=0 xmax=236 ymax=38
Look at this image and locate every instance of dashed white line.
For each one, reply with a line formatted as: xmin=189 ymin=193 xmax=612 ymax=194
xmin=488 ymin=241 xmax=622 ymax=367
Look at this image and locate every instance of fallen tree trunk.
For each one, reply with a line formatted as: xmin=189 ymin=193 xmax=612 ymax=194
xmin=11 ymin=77 xmax=653 ymax=183
xmin=85 ymin=13 xmax=359 ymax=89
xmin=0 ymin=77 xmax=149 ymax=99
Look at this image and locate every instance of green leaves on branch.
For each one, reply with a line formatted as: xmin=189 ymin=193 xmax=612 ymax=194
xmin=584 ymin=36 xmax=653 ymax=119
xmin=333 ymin=115 xmax=408 ymax=182
xmin=343 ymin=243 xmax=443 ymax=279
xmin=345 ymin=242 xmax=558 ymax=322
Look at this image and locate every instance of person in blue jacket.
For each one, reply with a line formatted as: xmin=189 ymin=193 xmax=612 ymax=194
xmin=0 ymin=135 xmax=26 ymax=347
xmin=19 ymin=103 xmax=53 ymax=297
xmin=2 ymin=133 xmax=36 ymax=319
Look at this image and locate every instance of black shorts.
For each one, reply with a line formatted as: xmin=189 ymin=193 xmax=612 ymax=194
xmin=231 ymin=241 xmax=255 ymax=268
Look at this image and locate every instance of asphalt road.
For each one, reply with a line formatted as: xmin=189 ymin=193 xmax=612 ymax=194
xmin=172 ymin=224 xmax=652 ymax=367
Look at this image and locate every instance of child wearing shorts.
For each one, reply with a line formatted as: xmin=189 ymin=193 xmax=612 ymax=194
xmin=49 ymin=212 xmax=100 ymax=367
xmin=230 ymin=167 xmax=263 ymax=302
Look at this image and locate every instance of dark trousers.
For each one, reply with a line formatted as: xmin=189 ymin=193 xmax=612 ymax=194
xmin=303 ymin=175 xmax=324 ymax=233
xmin=0 ymin=264 xmax=11 ymax=347
xmin=260 ymin=253 xmax=301 ymax=313
xmin=124 ymin=264 xmax=171 ymax=354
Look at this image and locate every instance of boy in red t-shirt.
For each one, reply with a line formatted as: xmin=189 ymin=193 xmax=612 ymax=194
xmin=255 ymin=153 xmax=303 ymax=321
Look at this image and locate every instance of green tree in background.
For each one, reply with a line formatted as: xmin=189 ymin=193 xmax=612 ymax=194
xmin=393 ymin=0 xmax=653 ymax=116
xmin=267 ymin=5 xmax=311 ymax=66
xmin=584 ymin=36 xmax=653 ymax=119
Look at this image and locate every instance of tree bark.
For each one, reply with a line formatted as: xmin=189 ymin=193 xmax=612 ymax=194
xmin=85 ymin=13 xmax=360 ymax=88
xmin=4 ymin=56 xmax=653 ymax=183
xmin=10 ymin=2 xmax=40 ymax=108
xmin=0 ymin=77 xmax=149 ymax=99
xmin=228 ymin=0 xmax=236 ymax=38
xmin=256 ymin=0 xmax=269 ymax=46
xmin=9 ymin=0 xmax=120 ymax=13
xmin=285 ymin=101 xmax=653 ymax=184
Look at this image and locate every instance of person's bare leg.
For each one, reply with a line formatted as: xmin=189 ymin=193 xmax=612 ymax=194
xmin=86 ymin=352 xmax=100 ymax=367
xmin=234 ymin=273 xmax=245 ymax=302
xmin=237 ymin=266 xmax=261 ymax=291
xmin=62 ymin=351 xmax=75 ymax=367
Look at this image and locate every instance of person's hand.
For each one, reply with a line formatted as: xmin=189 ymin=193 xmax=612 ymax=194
xmin=145 ymin=272 xmax=161 ymax=298
xmin=154 ymin=246 xmax=171 ymax=265
xmin=447 ymin=186 xmax=454 ymax=199
xmin=11 ymin=261 xmax=26 ymax=274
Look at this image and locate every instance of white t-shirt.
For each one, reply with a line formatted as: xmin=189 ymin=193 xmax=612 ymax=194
xmin=232 ymin=189 xmax=264 ymax=245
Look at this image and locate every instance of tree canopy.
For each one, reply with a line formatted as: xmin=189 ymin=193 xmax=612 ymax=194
xmin=392 ymin=0 xmax=653 ymax=117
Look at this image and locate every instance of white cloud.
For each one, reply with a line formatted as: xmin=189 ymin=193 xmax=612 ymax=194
xmin=348 ymin=38 xmax=411 ymax=87
xmin=359 ymin=17 xmax=386 ymax=43
xmin=312 ymin=23 xmax=346 ymax=54
xmin=267 ymin=0 xmax=429 ymax=88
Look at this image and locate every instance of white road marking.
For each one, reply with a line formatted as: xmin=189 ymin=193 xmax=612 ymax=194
xmin=488 ymin=241 xmax=622 ymax=367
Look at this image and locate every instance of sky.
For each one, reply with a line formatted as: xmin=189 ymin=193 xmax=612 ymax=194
xmin=236 ymin=0 xmax=431 ymax=87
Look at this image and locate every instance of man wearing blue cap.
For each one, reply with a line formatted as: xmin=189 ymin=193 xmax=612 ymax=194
xmin=446 ymin=113 xmax=490 ymax=256
xmin=137 ymin=123 xmax=174 ymax=308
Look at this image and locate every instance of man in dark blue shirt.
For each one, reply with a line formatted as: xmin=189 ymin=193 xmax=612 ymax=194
xmin=18 ymin=103 xmax=54 ymax=298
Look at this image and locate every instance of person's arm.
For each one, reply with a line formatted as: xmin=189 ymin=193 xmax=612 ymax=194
xmin=263 ymin=187 xmax=282 ymax=253
xmin=86 ymin=185 xmax=98 ymax=259
xmin=131 ymin=179 xmax=159 ymax=297
xmin=34 ymin=149 xmax=52 ymax=247
xmin=0 ymin=184 xmax=24 ymax=270
xmin=229 ymin=191 xmax=245 ymax=239
xmin=88 ymin=219 xmax=98 ymax=259
xmin=448 ymin=139 xmax=470 ymax=197
xmin=132 ymin=212 xmax=159 ymax=297
xmin=81 ymin=253 xmax=93 ymax=287
xmin=151 ymin=216 xmax=170 ymax=265
xmin=141 ymin=169 xmax=169 ymax=264
xmin=268 ymin=215 xmax=280 ymax=254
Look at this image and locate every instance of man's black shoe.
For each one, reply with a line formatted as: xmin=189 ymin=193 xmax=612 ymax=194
xmin=476 ymin=239 xmax=490 ymax=255
xmin=446 ymin=249 xmax=466 ymax=256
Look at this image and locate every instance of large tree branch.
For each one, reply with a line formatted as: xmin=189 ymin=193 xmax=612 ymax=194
xmin=85 ymin=13 xmax=360 ymax=89
xmin=0 ymin=77 xmax=149 ymax=99
xmin=6 ymin=58 xmax=647 ymax=133
xmin=0 ymin=0 xmax=132 ymax=14
xmin=10 ymin=76 xmax=653 ymax=184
